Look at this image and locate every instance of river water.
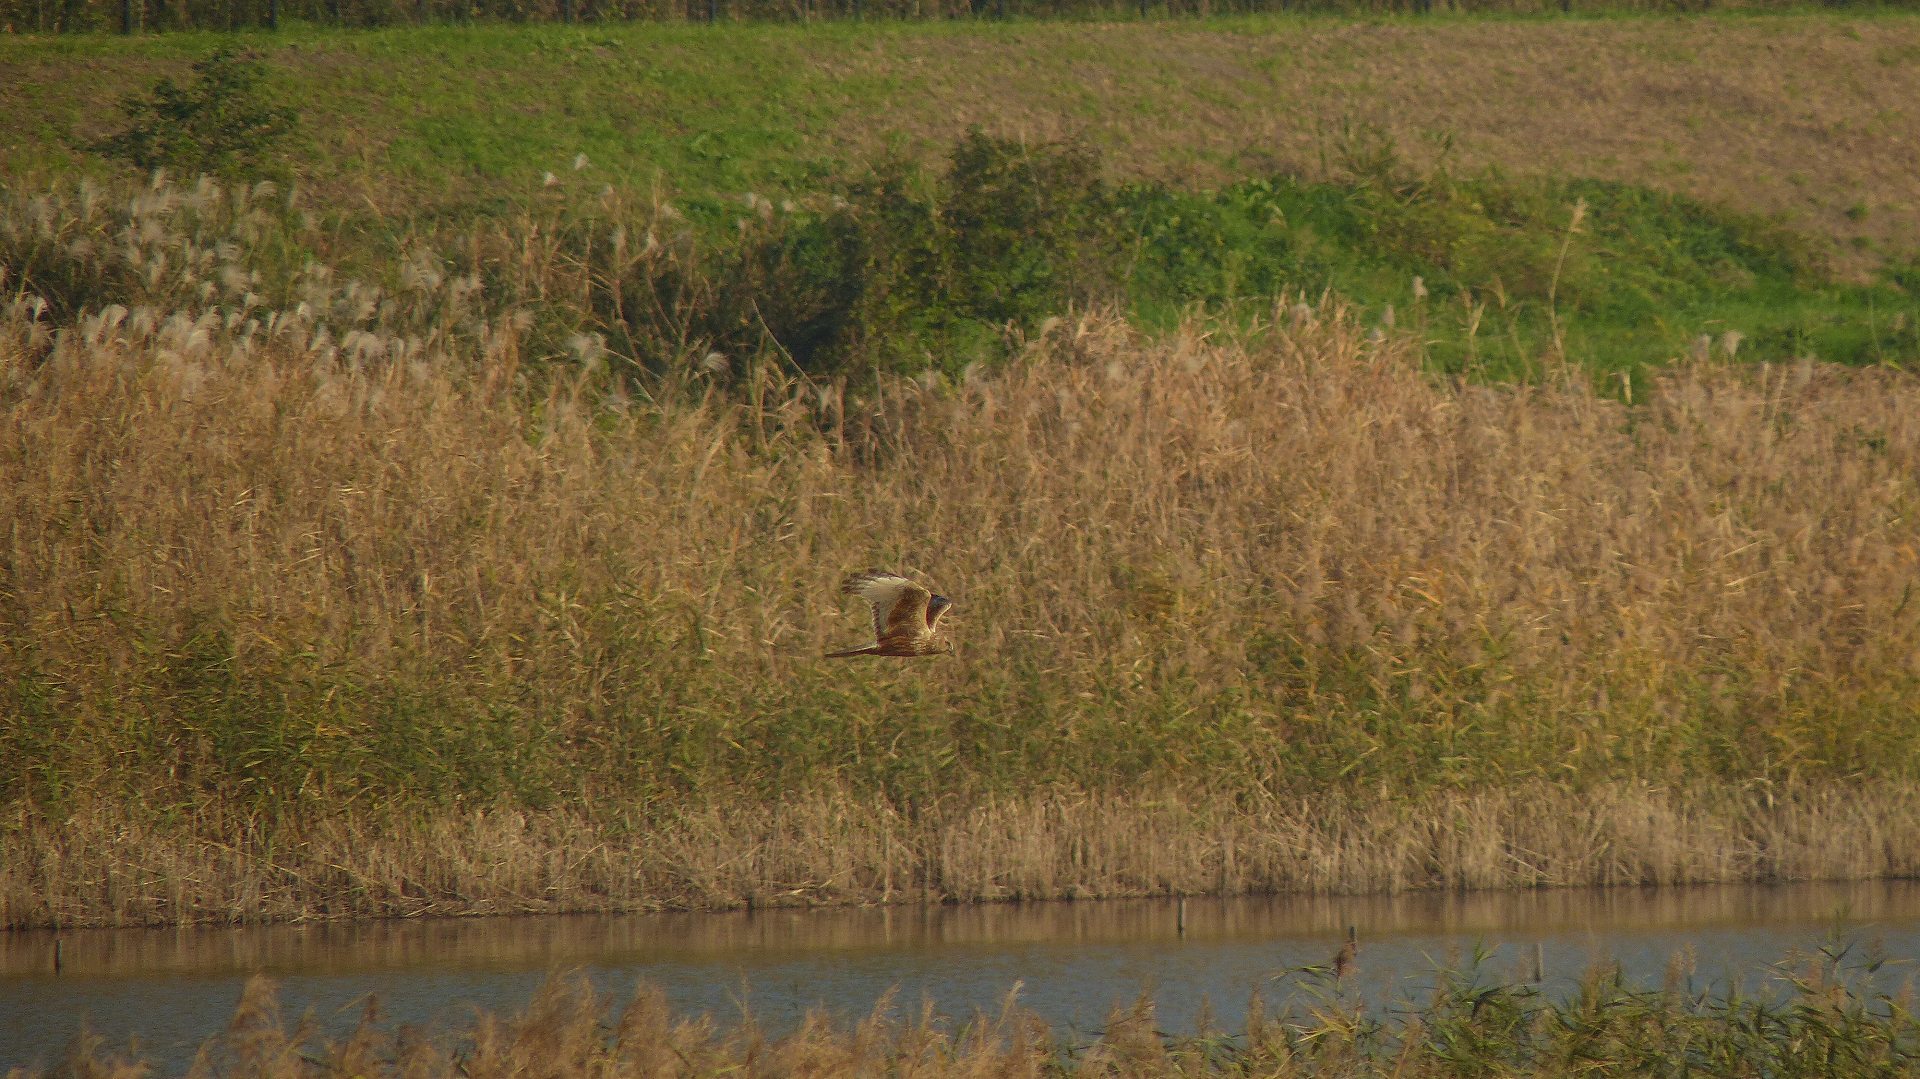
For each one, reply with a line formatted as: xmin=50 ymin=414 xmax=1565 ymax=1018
xmin=5 ymin=881 xmax=1920 ymax=1073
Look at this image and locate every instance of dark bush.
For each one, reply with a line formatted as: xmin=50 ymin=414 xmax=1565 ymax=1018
xmin=748 ymin=129 xmax=1126 ymax=378
xmin=88 ymin=46 xmax=298 ymax=179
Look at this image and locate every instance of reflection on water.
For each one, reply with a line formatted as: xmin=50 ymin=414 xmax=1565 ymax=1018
xmin=5 ymin=881 xmax=1919 ymax=1074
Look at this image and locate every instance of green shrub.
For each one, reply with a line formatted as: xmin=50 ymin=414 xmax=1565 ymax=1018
xmin=88 ymin=46 xmax=298 ymax=179
xmin=739 ymin=129 xmax=1126 ymax=378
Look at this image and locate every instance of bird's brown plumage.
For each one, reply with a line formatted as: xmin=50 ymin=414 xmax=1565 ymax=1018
xmin=826 ymin=570 xmax=954 ymax=658
xmin=1332 ymin=926 xmax=1358 ymax=979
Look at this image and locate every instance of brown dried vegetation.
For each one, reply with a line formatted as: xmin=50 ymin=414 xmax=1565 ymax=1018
xmin=4 ymin=176 xmax=1920 ymax=926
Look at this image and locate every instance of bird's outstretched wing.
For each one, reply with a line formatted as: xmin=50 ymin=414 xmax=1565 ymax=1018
xmin=843 ymin=571 xmax=932 ymax=644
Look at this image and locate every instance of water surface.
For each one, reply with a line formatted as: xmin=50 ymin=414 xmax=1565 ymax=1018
xmin=5 ymin=881 xmax=1919 ymax=1074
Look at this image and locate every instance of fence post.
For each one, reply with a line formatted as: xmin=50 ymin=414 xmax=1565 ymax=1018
xmin=120 ymin=0 xmax=136 ymax=33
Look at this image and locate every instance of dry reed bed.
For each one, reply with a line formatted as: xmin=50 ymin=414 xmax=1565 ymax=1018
xmin=4 ymin=244 xmax=1920 ymax=924
xmin=7 ymin=783 xmax=1920 ymax=928
xmin=5 ymin=299 xmax=1917 ymax=778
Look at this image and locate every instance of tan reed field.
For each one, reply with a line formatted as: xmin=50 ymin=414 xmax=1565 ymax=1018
xmin=7 ymin=784 xmax=1920 ymax=927
xmin=3 ymin=175 xmax=1920 ymax=926
xmin=19 ymin=961 xmax=1920 ymax=1079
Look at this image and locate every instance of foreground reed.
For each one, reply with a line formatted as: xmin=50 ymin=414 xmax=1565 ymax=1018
xmin=20 ymin=953 xmax=1920 ymax=1078
xmin=5 ymin=174 xmax=1920 ymax=926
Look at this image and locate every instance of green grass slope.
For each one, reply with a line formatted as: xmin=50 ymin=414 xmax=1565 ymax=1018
xmin=9 ymin=13 xmax=1920 ymax=377
xmin=6 ymin=12 xmax=1920 ymax=266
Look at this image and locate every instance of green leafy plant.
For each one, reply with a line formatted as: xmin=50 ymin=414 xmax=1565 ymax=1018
xmin=88 ymin=46 xmax=297 ymax=179
xmin=752 ymin=129 xmax=1125 ymax=377
xmin=565 ymin=130 xmax=1128 ymax=383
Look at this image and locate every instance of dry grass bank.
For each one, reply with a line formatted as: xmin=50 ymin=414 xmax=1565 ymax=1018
xmin=7 ymin=785 xmax=1920 ymax=927
xmin=4 ymin=205 xmax=1920 ymax=924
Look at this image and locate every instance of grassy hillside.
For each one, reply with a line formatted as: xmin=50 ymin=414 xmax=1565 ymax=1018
xmin=10 ymin=13 xmax=1920 ymax=379
xmin=5 ymin=13 xmax=1920 ymax=266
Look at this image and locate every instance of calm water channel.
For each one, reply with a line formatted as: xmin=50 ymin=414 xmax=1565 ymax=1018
xmin=6 ymin=881 xmax=1920 ymax=1073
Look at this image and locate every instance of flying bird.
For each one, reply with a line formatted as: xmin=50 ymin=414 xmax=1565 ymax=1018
xmin=826 ymin=570 xmax=954 ymax=658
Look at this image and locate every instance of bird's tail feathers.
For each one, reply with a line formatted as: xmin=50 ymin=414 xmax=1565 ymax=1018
xmin=824 ymin=645 xmax=882 ymax=658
